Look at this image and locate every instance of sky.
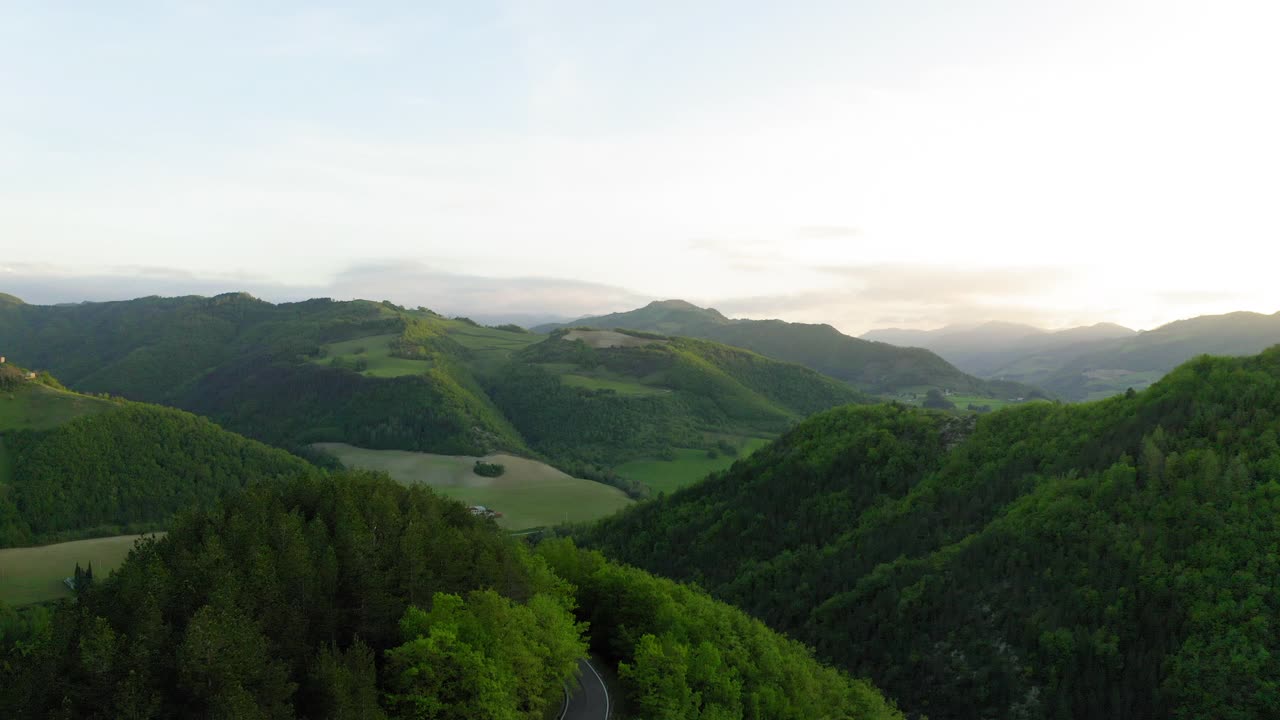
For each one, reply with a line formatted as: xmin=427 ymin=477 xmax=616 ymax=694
xmin=2 ymin=1 xmax=1279 ymax=333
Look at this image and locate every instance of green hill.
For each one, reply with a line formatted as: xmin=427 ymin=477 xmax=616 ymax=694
xmin=0 ymin=377 xmax=116 ymax=432
xmin=536 ymin=300 xmax=1043 ymax=398
xmin=1015 ymin=310 xmax=1280 ymax=400
xmin=0 ymin=296 xmax=869 ymax=494
xmin=578 ymin=346 xmax=1280 ymax=719
xmin=0 ymin=396 xmax=318 ymax=547
xmin=862 ymin=320 xmax=1138 ymax=377
xmin=880 ymin=311 xmax=1280 ymax=401
xmin=1 ymin=471 xmax=901 ymax=720
xmin=485 ymin=328 xmax=870 ymax=470
xmin=0 ymin=294 xmax=528 ymax=455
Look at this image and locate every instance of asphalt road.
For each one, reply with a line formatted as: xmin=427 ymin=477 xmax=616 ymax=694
xmin=561 ymin=658 xmax=611 ymax=720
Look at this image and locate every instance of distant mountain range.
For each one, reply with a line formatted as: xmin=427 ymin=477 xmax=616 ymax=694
xmin=536 ymin=300 xmax=1041 ymax=399
xmin=863 ymin=312 xmax=1280 ymax=400
xmin=862 ymin=321 xmax=1139 ymax=377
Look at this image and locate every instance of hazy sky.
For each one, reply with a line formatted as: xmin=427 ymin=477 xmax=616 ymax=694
xmin=3 ymin=1 xmax=1278 ymax=333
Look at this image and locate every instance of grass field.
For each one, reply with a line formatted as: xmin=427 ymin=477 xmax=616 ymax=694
xmin=0 ymin=534 xmax=160 ymax=605
xmin=446 ymin=322 xmax=541 ymax=355
xmin=617 ymin=437 xmax=771 ymax=494
xmin=1079 ymin=369 xmax=1165 ymax=402
xmin=0 ymin=384 xmax=117 ymax=431
xmin=535 ymin=362 xmax=669 ymax=397
xmin=562 ymin=329 xmax=667 ymax=349
xmin=944 ymin=394 xmax=1019 ymax=412
xmin=310 ymin=334 xmax=431 ymax=378
xmin=881 ymin=387 xmax=1025 ymax=412
xmin=314 ymin=443 xmax=632 ymax=530
xmin=445 ymin=322 xmax=543 ymax=374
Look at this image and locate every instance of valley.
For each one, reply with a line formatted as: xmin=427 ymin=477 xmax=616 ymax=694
xmin=6 ymin=6 xmax=1271 ymax=715
xmin=864 ymin=311 xmax=1280 ymax=401
xmin=3 ymin=292 xmax=1280 ymax=719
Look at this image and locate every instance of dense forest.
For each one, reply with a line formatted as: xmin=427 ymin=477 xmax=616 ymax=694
xmin=0 ymin=471 xmax=900 ymax=719
xmin=0 ymin=402 xmax=318 ymax=546
xmin=577 ymin=347 xmax=1280 ymax=719
xmin=0 ymin=294 xmax=518 ymax=456
xmin=535 ymin=300 xmax=1038 ymax=397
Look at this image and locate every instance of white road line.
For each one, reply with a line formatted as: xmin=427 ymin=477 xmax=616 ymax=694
xmin=556 ymin=681 xmax=570 ymax=720
xmin=583 ymin=659 xmax=611 ymax=720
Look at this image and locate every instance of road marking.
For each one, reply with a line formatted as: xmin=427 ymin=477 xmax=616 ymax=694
xmin=583 ymin=659 xmax=611 ymax=720
xmin=556 ymin=681 xmax=570 ymax=720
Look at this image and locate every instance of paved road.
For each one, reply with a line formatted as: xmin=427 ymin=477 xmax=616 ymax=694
xmin=561 ymin=658 xmax=611 ymax=720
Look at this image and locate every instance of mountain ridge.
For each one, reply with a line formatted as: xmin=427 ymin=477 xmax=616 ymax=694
xmin=536 ymin=300 xmax=1041 ymax=398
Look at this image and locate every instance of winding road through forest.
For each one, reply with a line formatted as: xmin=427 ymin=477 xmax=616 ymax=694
xmin=561 ymin=658 xmax=611 ymax=720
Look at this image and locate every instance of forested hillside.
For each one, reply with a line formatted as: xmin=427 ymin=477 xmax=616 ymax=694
xmin=0 ymin=295 xmax=868 ymax=481
xmin=578 ymin=347 xmax=1280 ymax=719
xmin=535 ymin=300 xmax=1040 ymax=398
xmin=0 ymin=471 xmax=901 ymax=720
xmin=487 ymin=329 xmax=868 ymax=467
xmin=0 ymin=294 xmax=523 ymax=453
xmin=0 ymin=399 xmax=317 ymax=547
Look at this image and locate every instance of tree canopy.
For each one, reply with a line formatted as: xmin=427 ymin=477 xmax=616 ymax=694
xmin=0 ymin=472 xmax=899 ymax=719
xmin=576 ymin=347 xmax=1280 ymax=719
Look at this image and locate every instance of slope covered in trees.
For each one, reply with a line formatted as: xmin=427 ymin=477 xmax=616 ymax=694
xmin=1 ymin=471 xmax=901 ymax=720
xmin=535 ymin=300 xmax=1040 ymax=398
xmin=0 ymin=295 xmax=870 ymax=486
xmin=0 ymin=400 xmax=317 ymax=547
xmin=0 ymin=294 xmax=524 ymax=456
xmin=486 ymin=330 xmax=869 ymax=467
xmin=577 ymin=347 xmax=1280 ymax=719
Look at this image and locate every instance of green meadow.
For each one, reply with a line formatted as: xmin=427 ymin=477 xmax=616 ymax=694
xmin=309 ymin=334 xmax=432 ymax=378
xmin=534 ymin=362 xmax=669 ymax=397
xmin=445 ymin=322 xmax=541 ymax=355
xmin=314 ymin=443 xmax=632 ymax=530
xmin=617 ymin=437 xmax=771 ymax=494
xmin=0 ymin=384 xmax=116 ymax=432
xmin=0 ymin=534 xmax=160 ymax=605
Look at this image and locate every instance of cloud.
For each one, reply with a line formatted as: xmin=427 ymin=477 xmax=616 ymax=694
xmin=816 ymin=263 xmax=1072 ymax=304
xmin=708 ymin=264 xmax=1084 ymax=332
